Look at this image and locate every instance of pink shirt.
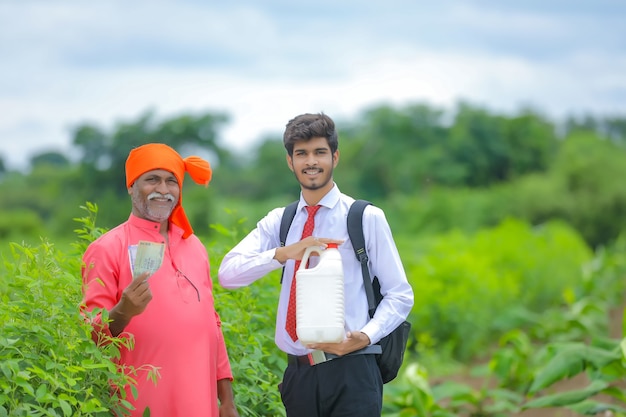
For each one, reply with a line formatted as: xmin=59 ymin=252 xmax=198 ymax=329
xmin=82 ymin=214 xmax=233 ymax=417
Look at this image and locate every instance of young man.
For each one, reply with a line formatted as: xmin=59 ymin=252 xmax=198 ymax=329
xmin=218 ymin=113 xmax=414 ymax=416
xmin=81 ymin=143 xmax=239 ymax=417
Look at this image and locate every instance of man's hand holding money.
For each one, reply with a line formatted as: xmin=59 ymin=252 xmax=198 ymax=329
xmin=108 ymin=271 xmax=153 ymax=336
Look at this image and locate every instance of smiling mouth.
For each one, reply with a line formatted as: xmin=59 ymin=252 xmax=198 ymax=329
xmin=303 ymin=168 xmax=322 ymax=175
xmin=148 ymin=193 xmax=175 ymax=202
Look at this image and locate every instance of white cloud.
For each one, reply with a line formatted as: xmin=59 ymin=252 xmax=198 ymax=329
xmin=1 ymin=0 xmax=624 ymax=170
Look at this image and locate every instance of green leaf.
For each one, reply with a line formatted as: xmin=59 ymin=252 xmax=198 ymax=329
xmin=432 ymin=380 xmax=475 ymax=402
xmin=568 ymin=400 xmax=626 ymax=415
xmin=602 ymin=385 xmax=626 ymax=402
xmin=523 ymin=380 xmax=609 ymax=409
xmin=35 ymin=384 xmax=48 ymax=401
xmin=59 ymin=399 xmax=72 ymax=417
xmin=528 ymin=343 xmax=620 ymax=393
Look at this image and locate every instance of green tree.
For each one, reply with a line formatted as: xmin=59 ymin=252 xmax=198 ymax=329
xmin=340 ymin=103 xmax=450 ymax=198
xmin=604 ymin=115 xmax=626 ymax=145
xmin=447 ymin=103 xmax=556 ymax=186
xmin=229 ymin=136 xmax=298 ymax=200
xmin=501 ymin=109 xmax=557 ymax=177
xmin=552 ymin=131 xmax=626 ymax=246
xmin=31 ymin=151 xmax=71 ymax=168
xmin=566 ymin=114 xmax=626 ymax=147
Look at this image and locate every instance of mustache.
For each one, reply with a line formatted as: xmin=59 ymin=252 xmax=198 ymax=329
xmin=147 ymin=192 xmax=176 ymax=202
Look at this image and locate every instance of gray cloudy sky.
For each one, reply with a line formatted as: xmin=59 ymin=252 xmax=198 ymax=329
xmin=1 ymin=0 xmax=625 ymax=170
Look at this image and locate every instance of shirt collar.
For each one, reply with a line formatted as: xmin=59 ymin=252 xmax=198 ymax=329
xmin=298 ymin=182 xmax=340 ymax=211
xmin=127 ymin=213 xmax=184 ymax=240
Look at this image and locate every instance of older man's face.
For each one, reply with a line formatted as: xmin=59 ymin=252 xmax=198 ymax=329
xmin=129 ymin=169 xmax=180 ymax=223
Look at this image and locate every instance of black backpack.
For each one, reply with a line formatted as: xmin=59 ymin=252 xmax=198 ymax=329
xmin=279 ymin=199 xmax=411 ymax=383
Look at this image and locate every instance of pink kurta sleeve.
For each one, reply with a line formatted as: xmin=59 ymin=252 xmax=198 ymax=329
xmin=215 ymin=310 xmax=234 ymax=380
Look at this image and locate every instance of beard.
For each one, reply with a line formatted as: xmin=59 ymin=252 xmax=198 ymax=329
xmin=294 ymin=166 xmax=334 ymax=191
xmin=131 ymin=190 xmax=177 ymax=223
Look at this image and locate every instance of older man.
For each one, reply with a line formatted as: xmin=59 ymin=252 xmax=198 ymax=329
xmin=81 ymin=143 xmax=239 ymax=417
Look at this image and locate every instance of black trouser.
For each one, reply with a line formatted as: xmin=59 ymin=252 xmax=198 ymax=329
xmin=279 ymin=354 xmax=383 ymax=417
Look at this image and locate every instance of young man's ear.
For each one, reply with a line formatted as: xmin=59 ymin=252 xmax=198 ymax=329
xmin=286 ymin=153 xmax=294 ymax=172
xmin=333 ymin=150 xmax=340 ymax=167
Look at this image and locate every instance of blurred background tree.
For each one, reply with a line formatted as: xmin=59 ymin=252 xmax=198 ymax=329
xmin=1 ymin=101 xmax=625 ymax=249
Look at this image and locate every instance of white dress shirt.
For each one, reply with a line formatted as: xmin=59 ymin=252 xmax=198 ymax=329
xmin=218 ymin=184 xmax=414 ymax=356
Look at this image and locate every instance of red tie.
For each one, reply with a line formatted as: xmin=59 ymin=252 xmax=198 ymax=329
xmin=285 ymin=205 xmax=322 ymax=342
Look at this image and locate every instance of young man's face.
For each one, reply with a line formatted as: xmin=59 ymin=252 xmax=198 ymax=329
xmin=287 ymin=136 xmax=339 ymax=192
xmin=128 ymin=169 xmax=180 ymax=223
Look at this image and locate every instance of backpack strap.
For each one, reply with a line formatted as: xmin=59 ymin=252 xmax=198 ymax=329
xmin=279 ymin=201 xmax=299 ymax=283
xmin=280 ymin=201 xmax=299 ymax=247
xmin=347 ymin=199 xmax=378 ymax=318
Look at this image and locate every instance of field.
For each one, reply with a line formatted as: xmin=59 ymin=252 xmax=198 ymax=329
xmin=1 ymin=207 xmax=625 ymax=416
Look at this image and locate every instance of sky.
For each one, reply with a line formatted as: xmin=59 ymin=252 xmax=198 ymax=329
xmin=1 ymin=0 xmax=625 ymax=170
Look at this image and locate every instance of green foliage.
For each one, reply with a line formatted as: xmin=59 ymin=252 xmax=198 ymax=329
xmin=2 ymin=102 xmax=626 ymax=251
xmin=0 ymin=209 xmax=44 ymax=241
xmin=340 ymin=103 xmax=450 ymax=197
xmin=382 ymin=363 xmax=458 ymax=417
xmin=550 ymin=131 xmax=626 ymax=247
xmin=0 ymin=203 xmax=288 ymax=416
xmin=527 ymin=342 xmax=621 ymax=394
xmin=2 ymin=99 xmax=626 ymax=415
xmin=0 ymin=240 xmax=137 ymax=416
xmin=385 ymin=127 xmax=626 ymax=250
xmin=0 ymin=205 xmax=171 ymax=416
xmin=387 ymin=187 xmax=507 ymax=239
xmin=1 ymin=201 xmax=625 ymax=416
xmin=447 ymin=103 xmax=556 ymax=187
xmin=580 ymin=236 xmax=626 ymax=312
xmin=71 ymin=202 xmax=107 ymax=252
xmin=0 ymin=165 xmax=85 ymax=240
xmin=490 ymin=130 xmax=626 ymax=247
xmin=383 ymin=362 xmax=524 ymax=417
xmin=212 ymin=281 xmax=286 ymax=417
xmin=337 ymin=102 xmax=557 ymax=199
xmin=30 ymin=151 xmax=70 ymax=168
xmin=383 ymin=239 xmax=626 ymax=416
xmin=519 ymin=337 xmax=626 ymax=413
xmin=213 ymin=138 xmax=298 ymax=201
xmin=209 ymin=214 xmax=287 ymax=417
xmin=406 ymin=218 xmax=592 ymax=360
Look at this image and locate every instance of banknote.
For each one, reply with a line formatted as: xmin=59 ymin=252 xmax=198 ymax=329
xmin=132 ymin=240 xmax=165 ymax=278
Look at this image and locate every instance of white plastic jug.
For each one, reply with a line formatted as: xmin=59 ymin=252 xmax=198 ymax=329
xmin=296 ymin=243 xmax=345 ymax=344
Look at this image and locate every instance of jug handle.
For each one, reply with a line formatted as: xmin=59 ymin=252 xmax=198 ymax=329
xmin=299 ymin=245 xmax=324 ymax=271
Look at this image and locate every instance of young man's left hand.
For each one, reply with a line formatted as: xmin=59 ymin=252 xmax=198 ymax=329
xmin=307 ymin=331 xmax=371 ymax=356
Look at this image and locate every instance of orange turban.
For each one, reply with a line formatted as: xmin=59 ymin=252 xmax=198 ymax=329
xmin=125 ymin=143 xmax=212 ymax=239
